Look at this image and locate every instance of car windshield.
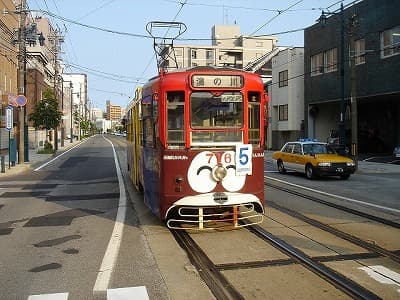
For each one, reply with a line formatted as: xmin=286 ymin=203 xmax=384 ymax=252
xmin=303 ymin=143 xmax=336 ymax=154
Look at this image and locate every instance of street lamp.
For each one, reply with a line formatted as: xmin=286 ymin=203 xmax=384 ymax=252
xmin=319 ymin=3 xmax=346 ymax=153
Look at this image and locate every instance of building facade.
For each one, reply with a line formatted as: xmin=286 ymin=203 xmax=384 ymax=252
xmin=0 ymin=0 xmax=18 ymax=154
xmin=160 ymin=25 xmax=278 ymax=71
xmin=304 ymin=0 xmax=400 ymax=153
xmin=106 ymin=100 xmax=122 ymax=130
xmin=62 ymin=73 xmax=88 ymax=139
xmin=268 ymin=47 xmax=305 ymax=150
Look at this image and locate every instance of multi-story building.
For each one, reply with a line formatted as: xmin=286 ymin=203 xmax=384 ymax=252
xmin=62 ymin=73 xmax=88 ymax=139
xmin=106 ymin=100 xmax=122 ymax=121
xmin=268 ymin=47 xmax=305 ymax=150
xmin=0 ymin=0 xmax=18 ymax=155
xmin=304 ymin=0 xmax=400 ymax=153
xmin=90 ymin=107 xmax=104 ymax=122
xmin=26 ymin=16 xmax=61 ymax=148
xmin=106 ymin=100 xmax=122 ymax=130
xmin=160 ymin=25 xmax=278 ymax=71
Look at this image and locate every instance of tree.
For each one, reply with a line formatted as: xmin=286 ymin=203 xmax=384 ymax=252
xmin=29 ymin=89 xmax=62 ymax=143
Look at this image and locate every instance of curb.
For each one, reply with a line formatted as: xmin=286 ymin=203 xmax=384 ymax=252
xmin=0 ymin=140 xmax=82 ymax=177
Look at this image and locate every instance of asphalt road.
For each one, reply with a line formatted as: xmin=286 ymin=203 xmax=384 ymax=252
xmin=0 ymin=135 xmax=167 ymax=300
xmin=1 ymin=136 xmax=399 ymax=299
xmin=264 ymin=152 xmax=400 ymax=213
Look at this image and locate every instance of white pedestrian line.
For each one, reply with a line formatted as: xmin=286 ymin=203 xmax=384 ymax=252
xmin=107 ymin=286 xmax=149 ymax=300
xmin=26 ymin=286 xmax=149 ymax=300
xmin=358 ymin=265 xmax=400 ymax=292
xmin=27 ymin=293 xmax=68 ymax=300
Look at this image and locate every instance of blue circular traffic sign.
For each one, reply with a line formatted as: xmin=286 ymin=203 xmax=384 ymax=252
xmin=16 ymin=95 xmax=27 ymax=107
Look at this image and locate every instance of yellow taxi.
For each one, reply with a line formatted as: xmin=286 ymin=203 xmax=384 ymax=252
xmin=272 ymin=139 xmax=356 ymax=180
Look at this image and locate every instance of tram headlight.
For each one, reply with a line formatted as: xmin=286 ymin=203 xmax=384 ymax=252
xmin=213 ymin=165 xmax=227 ymax=181
xmin=175 ymin=176 xmax=184 ymax=184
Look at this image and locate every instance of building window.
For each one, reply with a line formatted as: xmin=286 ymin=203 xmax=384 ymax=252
xmin=311 ymin=53 xmax=323 ymax=76
xmin=355 ymin=38 xmax=366 ymax=65
xmin=278 ymin=70 xmax=288 ymax=87
xmin=324 ymin=48 xmax=337 ymax=72
xmin=381 ymin=26 xmax=400 ymax=58
xmin=206 ymin=50 xmax=213 ymax=59
xmin=278 ymin=104 xmax=288 ymax=121
xmin=175 ymin=49 xmax=182 ymax=56
xmin=191 ymin=49 xmax=197 ymax=59
xmin=256 ymin=41 xmax=263 ymax=47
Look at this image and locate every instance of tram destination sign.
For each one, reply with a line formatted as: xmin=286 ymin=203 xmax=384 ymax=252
xmin=191 ymin=74 xmax=243 ymax=88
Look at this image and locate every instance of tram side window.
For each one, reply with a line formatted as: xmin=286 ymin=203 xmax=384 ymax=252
xmin=142 ymin=98 xmax=154 ymax=147
xmin=167 ymin=91 xmax=185 ymax=146
xmin=248 ymin=92 xmax=261 ymax=146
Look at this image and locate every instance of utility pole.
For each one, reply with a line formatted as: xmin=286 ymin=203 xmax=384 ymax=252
xmin=50 ymin=30 xmax=64 ymax=151
xmin=349 ymin=14 xmax=358 ymax=169
xmin=17 ymin=0 xmax=27 ymax=164
xmin=339 ymin=3 xmax=346 ymax=150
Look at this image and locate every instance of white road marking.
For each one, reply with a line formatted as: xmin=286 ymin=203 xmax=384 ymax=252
xmin=27 ymin=293 xmax=68 ymax=300
xmin=107 ymin=286 xmax=149 ymax=300
xmin=358 ymin=265 xmax=400 ymax=293
xmin=93 ymin=136 xmax=127 ymax=292
xmin=34 ymin=141 xmax=84 ymax=171
xmin=264 ymin=175 xmax=400 ymax=214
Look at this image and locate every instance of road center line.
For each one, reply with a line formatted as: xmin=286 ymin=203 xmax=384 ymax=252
xmin=264 ymin=175 xmax=400 ymax=214
xmin=93 ymin=136 xmax=127 ymax=292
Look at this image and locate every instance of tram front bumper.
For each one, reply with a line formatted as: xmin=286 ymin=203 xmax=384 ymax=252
xmin=165 ymin=192 xmax=264 ymax=230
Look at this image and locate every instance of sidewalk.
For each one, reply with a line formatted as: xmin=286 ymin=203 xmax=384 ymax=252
xmin=0 ymin=139 xmax=81 ymax=178
xmin=356 ymin=160 xmax=400 ymax=174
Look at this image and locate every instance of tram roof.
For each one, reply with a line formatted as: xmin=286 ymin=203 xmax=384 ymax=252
xmin=147 ymin=66 xmax=250 ymax=82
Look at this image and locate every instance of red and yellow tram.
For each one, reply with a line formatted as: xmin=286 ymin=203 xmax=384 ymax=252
xmin=126 ymin=66 xmax=267 ymax=230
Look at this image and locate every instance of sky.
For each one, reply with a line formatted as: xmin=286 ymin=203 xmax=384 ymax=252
xmin=27 ymin=0 xmax=355 ymax=111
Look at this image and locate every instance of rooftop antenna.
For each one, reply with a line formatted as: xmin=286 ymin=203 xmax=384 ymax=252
xmin=146 ymin=21 xmax=187 ymax=73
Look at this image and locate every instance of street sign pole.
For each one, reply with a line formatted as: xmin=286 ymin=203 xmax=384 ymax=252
xmin=6 ymin=106 xmax=13 ymax=169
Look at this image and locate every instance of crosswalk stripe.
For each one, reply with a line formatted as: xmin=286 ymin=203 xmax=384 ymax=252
xmin=26 ymin=286 xmax=149 ymax=299
xmin=27 ymin=293 xmax=69 ymax=300
xmin=107 ymin=286 xmax=149 ymax=300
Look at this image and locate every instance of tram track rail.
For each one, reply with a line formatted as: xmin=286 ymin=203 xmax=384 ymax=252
xmin=265 ymin=181 xmax=400 ymax=229
xmin=265 ymin=181 xmax=400 ymax=263
xmin=169 ymin=179 xmax=399 ymax=299
xmin=171 ymin=229 xmax=245 ymax=300
xmin=267 ymin=199 xmax=400 ymax=264
xmin=171 ymin=223 xmax=382 ymax=300
xmin=245 ymin=223 xmax=382 ymax=300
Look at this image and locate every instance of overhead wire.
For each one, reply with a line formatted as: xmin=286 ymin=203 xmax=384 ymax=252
xmin=129 ymin=0 xmax=189 ymax=104
xmin=161 ymin=0 xmax=323 ymax=12
xmin=249 ymin=0 xmax=305 ymax=36
xmin=23 ymin=1 xmax=356 ymax=106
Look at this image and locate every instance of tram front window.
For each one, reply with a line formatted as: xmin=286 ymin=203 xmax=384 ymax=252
xmin=190 ymin=91 xmax=243 ymax=143
xmin=191 ymin=91 xmax=243 ymax=128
